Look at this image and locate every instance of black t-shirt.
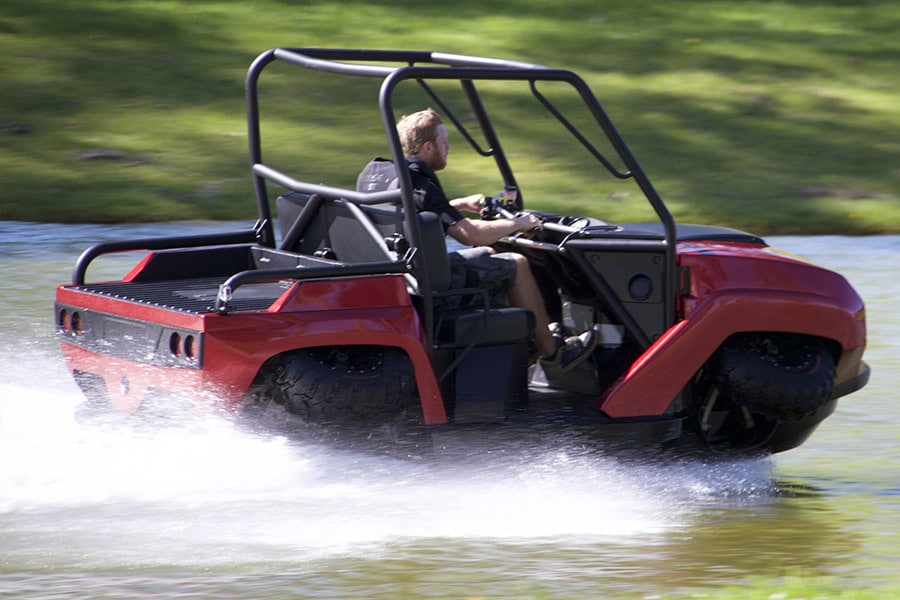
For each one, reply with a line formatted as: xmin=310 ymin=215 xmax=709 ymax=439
xmin=406 ymin=157 xmax=465 ymax=232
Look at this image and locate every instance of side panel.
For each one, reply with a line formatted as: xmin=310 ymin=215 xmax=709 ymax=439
xmin=60 ymin=343 xmax=208 ymax=413
xmin=579 ymin=247 xmax=667 ymax=343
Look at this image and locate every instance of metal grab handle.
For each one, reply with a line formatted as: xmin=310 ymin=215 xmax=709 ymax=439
xmin=214 ymin=260 xmax=410 ymax=313
xmin=72 ymin=230 xmax=259 ymax=285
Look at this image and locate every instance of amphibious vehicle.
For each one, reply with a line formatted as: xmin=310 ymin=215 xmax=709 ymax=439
xmin=55 ymin=48 xmax=869 ymax=454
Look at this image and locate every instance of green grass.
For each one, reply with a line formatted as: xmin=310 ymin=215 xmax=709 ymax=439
xmin=2 ymin=0 xmax=899 ymax=233
xmin=645 ymin=577 xmax=900 ymax=600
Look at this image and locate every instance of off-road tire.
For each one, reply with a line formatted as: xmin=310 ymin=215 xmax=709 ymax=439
xmin=712 ymin=333 xmax=836 ymax=419
xmin=265 ymin=346 xmax=417 ymax=423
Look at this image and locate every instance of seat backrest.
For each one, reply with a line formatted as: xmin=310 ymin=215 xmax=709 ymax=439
xmin=356 ymin=157 xmax=399 ymax=193
xmin=357 ymin=159 xmax=452 ymax=294
xmin=276 ymin=192 xmax=398 ymax=262
xmin=327 ymin=201 xmax=398 ymax=263
xmin=276 ymin=193 xmax=328 ymax=255
xmin=410 ymin=211 xmax=451 ymax=292
xmin=277 ymin=191 xmax=451 ymax=297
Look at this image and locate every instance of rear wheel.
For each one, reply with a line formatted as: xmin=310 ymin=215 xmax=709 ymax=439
xmin=254 ymin=345 xmax=418 ymax=424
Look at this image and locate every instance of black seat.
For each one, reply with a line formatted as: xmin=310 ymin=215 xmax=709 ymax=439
xmin=276 ymin=192 xmax=399 ymax=261
xmin=411 ymin=211 xmax=534 ymax=348
xmin=407 ymin=210 xmax=533 ymax=421
xmin=277 ymin=191 xmax=534 ymax=344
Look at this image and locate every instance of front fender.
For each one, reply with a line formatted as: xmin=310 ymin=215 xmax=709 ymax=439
xmin=598 ymin=288 xmax=866 ymax=418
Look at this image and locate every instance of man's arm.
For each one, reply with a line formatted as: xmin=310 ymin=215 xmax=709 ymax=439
xmin=447 ymin=213 xmax=541 ymax=247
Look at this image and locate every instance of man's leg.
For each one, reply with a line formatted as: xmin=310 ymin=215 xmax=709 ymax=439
xmin=505 ymin=253 xmax=556 ymax=357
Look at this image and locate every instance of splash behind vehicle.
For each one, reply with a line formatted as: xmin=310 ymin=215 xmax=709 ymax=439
xmin=55 ymin=48 xmax=869 ymax=454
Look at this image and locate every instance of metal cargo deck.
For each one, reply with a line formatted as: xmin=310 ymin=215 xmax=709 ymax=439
xmin=69 ymin=277 xmax=291 ymax=314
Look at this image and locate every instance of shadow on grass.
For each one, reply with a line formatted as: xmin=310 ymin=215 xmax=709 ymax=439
xmin=2 ymin=0 xmax=898 ymax=231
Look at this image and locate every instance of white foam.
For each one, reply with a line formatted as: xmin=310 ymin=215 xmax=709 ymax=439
xmin=0 ymin=371 xmax=776 ymax=568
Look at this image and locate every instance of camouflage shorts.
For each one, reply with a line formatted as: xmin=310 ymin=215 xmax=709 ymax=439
xmin=445 ymin=247 xmax=517 ymax=309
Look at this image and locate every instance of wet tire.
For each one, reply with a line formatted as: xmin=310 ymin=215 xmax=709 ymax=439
xmin=712 ymin=333 xmax=836 ymax=420
xmin=264 ymin=346 xmax=417 ymax=424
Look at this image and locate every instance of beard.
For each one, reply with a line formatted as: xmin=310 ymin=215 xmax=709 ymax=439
xmin=431 ymin=151 xmax=447 ymax=172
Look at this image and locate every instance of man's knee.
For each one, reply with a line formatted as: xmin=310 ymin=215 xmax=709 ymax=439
xmin=507 ymin=252 xmax=531 ymax=277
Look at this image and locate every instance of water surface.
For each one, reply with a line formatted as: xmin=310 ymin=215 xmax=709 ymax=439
xmin=1 ymin=222 xmax=898 ymax=598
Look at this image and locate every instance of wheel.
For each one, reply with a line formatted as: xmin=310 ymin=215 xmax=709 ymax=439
xmin=262 ymin=346 xmax=417 ymax=424
xmin=711 ymin=333 xmax=836 ymax=420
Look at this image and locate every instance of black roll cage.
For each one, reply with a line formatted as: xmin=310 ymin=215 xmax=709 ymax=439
xmin=245 ymin=47 xmax=678 ymax=342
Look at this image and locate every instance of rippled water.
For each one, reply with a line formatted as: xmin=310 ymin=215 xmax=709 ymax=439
xmin=1 ymin=222 xmax=898 ymax=598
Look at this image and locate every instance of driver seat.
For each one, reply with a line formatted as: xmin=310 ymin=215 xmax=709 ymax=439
xmin=356 ymin=157 xmax=534 ymax=423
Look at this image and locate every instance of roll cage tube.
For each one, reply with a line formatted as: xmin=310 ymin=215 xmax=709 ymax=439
xmin=245 ymin=47 xmax=679 ymax=338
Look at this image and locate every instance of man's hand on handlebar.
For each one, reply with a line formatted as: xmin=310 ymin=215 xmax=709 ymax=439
xmin=509 ymin=211 xmax=542 ymax=237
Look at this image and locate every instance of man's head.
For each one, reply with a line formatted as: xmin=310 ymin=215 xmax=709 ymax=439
xmin=397 ymin=108 xmax=449 ymax=171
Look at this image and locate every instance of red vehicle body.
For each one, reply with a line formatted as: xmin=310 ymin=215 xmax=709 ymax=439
xmin=55 ymin=48 xmax=869 ymax=455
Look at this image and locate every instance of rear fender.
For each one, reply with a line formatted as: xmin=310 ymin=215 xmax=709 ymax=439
xmin=203 ymin=306 xmax=445 ymax=422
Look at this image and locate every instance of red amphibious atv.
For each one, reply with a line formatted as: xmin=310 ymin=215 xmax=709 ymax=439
xmin=55 ymin=48 xmax=869 ymax=454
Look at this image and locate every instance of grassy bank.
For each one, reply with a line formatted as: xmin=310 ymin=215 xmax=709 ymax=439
xmin=651 ymin=577 xmax=900 ymax=600
xmin=2 ymin=0 xmax=898 ymax=233
xmin=649 ymin=578 xmax=900 ymax=600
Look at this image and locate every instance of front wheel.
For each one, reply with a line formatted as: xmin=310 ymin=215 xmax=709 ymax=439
xmin=711 ymin=333 xmax=836 ymax=420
